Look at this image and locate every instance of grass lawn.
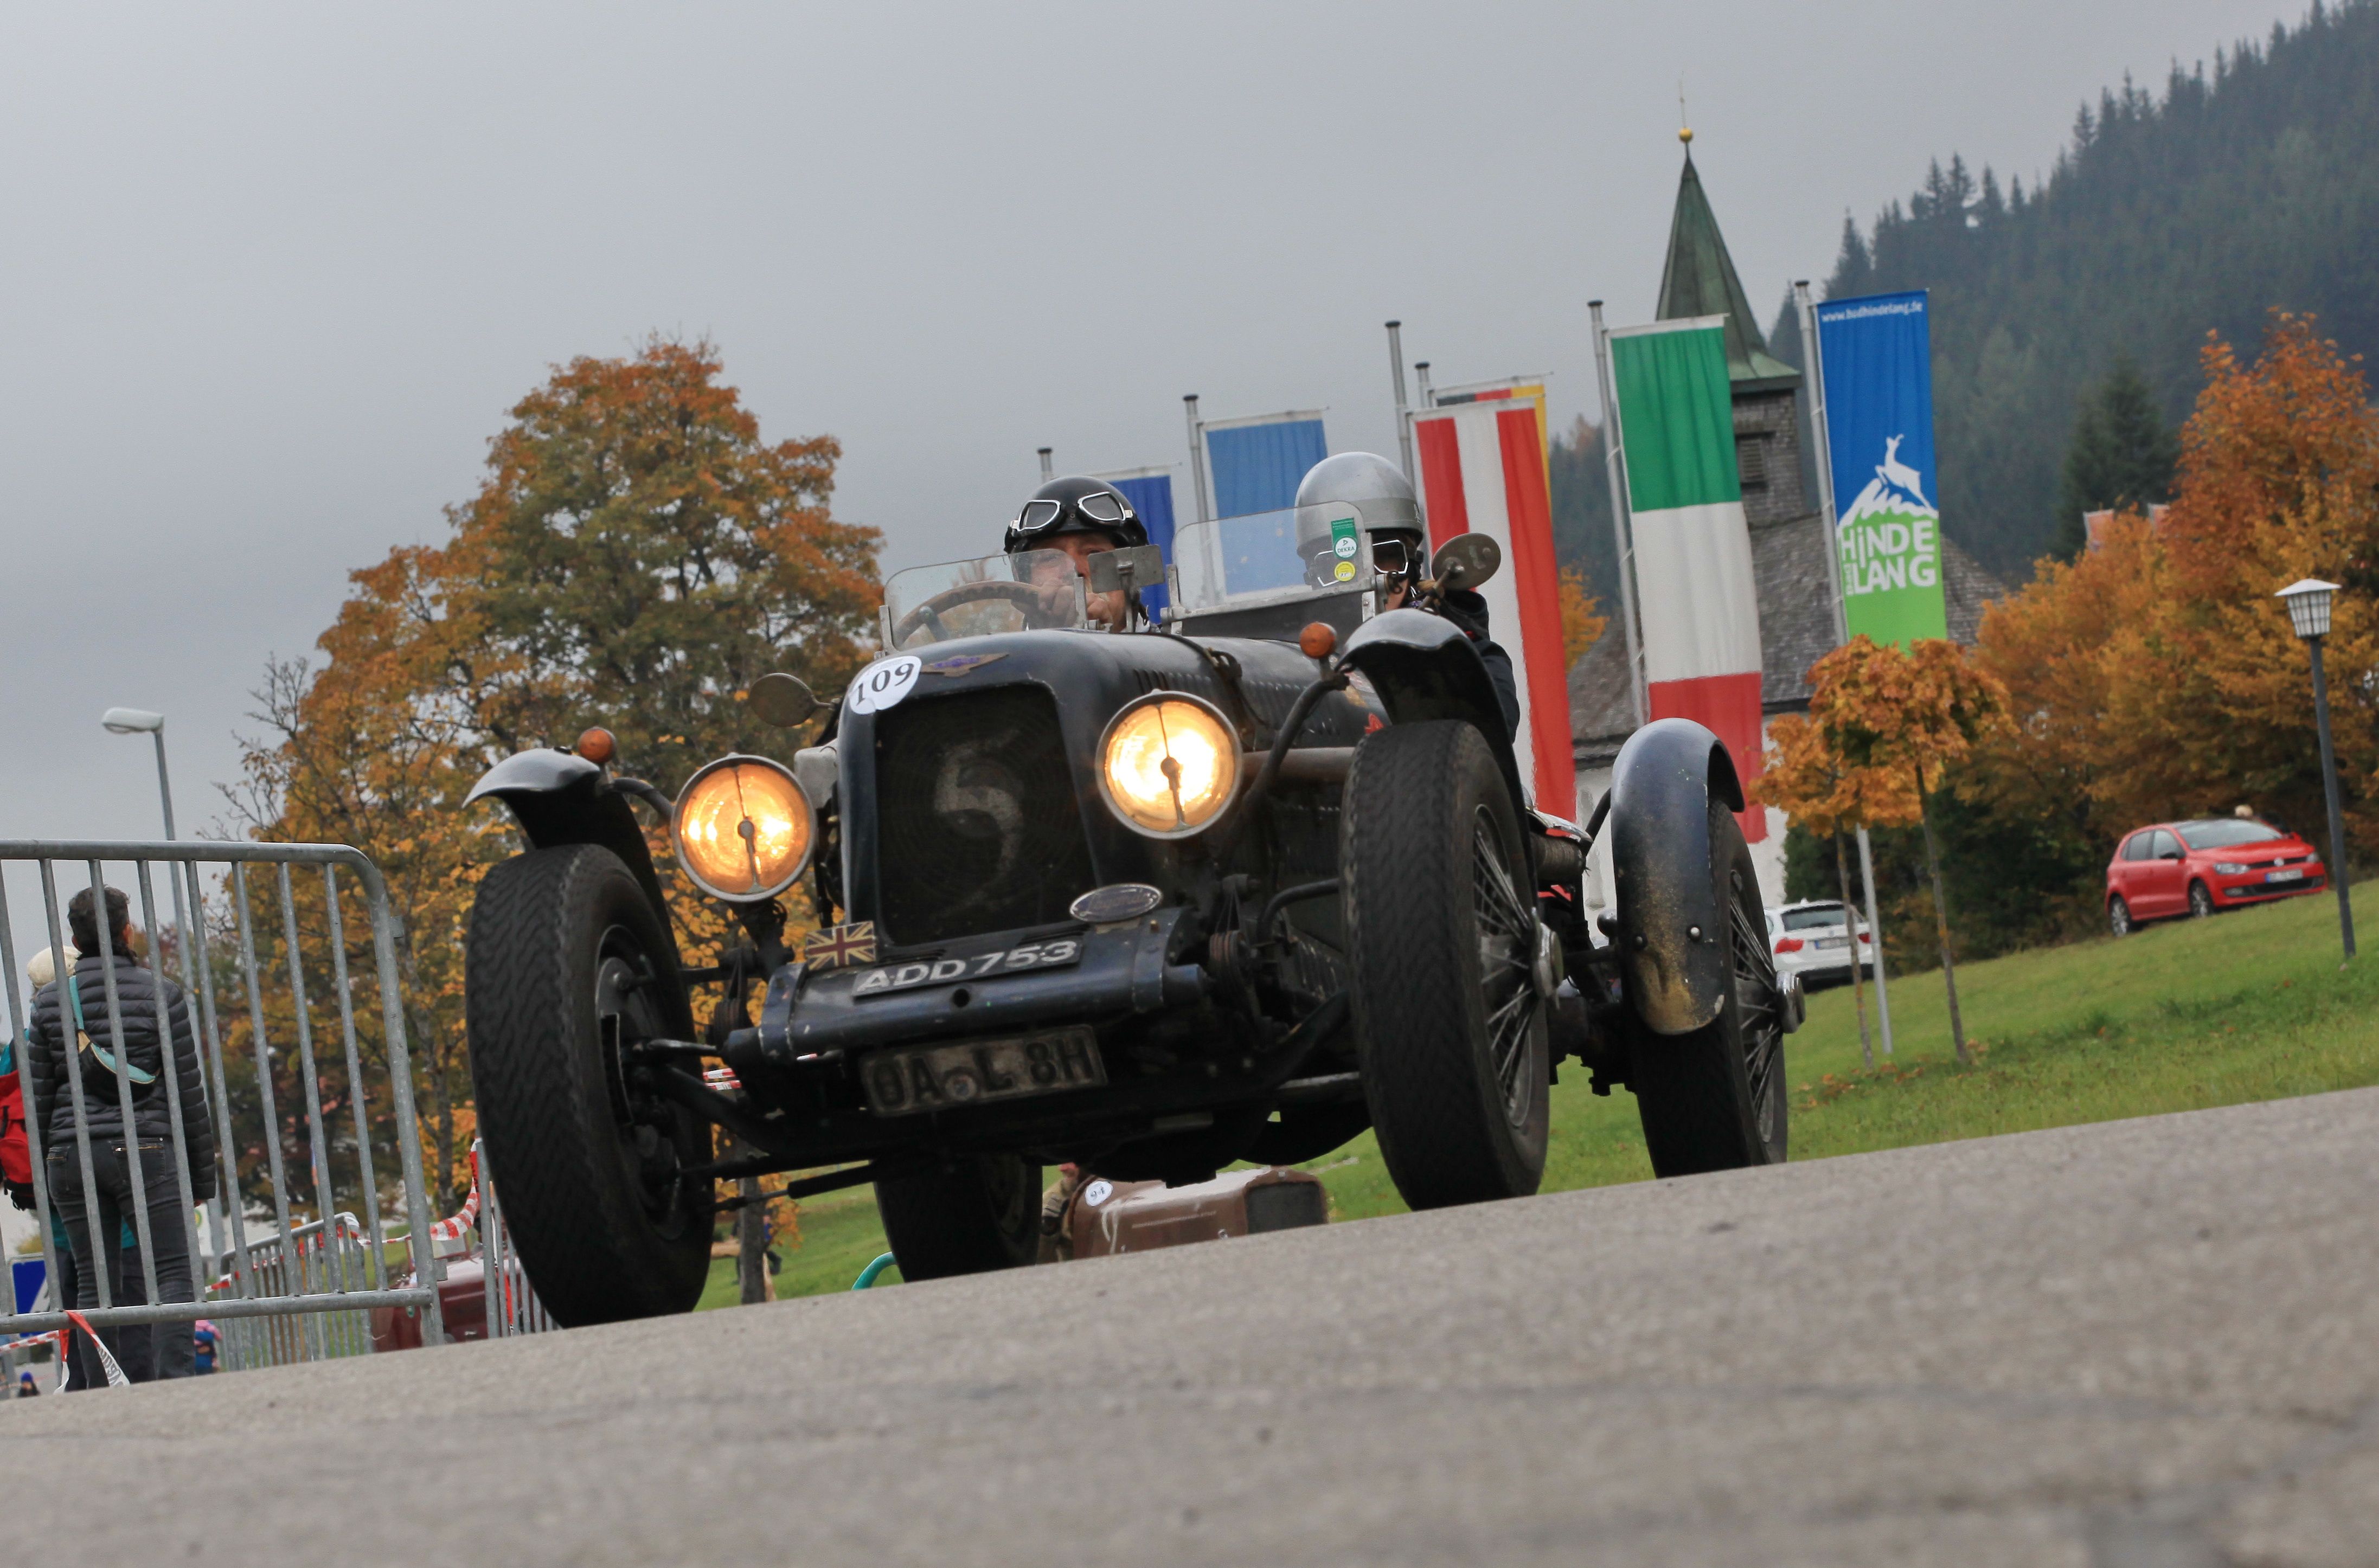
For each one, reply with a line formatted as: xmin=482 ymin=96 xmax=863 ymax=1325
xmin=704 ymin=879 xmax=2379 ymax=1306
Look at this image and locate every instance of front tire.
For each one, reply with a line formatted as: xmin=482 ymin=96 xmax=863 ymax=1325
xmin=1626 ymin=796 xmax=1788 ymax=1177
xmin=1343 ymin=721 xmax=1550 ymax=1210
xmin=466 ymin=844 xmax=711 ymax=1326
xmin=874 ymin=1155 xmax=1041 ymax=1281
xmin=2109 ymin=896 xmax=2133 ymax=937
xmin=2189 ymin=882 xmax=2215 ymax=920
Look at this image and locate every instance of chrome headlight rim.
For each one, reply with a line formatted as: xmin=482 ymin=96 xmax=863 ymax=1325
xmin=1093 ymin=690 xmax=1243 ymax=841
xmin=670 ymin=751 xmax=817 ymax=903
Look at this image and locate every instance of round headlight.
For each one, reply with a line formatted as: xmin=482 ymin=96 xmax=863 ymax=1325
xmin=671 ymin=755 xmax=815 ymax=902
xmin=1096 ymin=693 xmax=1241 ymax=839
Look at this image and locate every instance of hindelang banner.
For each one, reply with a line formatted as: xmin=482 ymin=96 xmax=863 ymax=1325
xmin=1814 ymin=290 xmax=1950 ymax=646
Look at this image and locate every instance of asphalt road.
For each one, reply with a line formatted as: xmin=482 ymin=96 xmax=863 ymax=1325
xmin=9 ymin=1091 xmax=2379 ymax=1567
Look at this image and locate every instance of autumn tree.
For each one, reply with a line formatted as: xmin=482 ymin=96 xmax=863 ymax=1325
xmin=1764 ymin=637 xmax=2007 ymax=1063
xmin=1557 ymin=567 xmax=1608 ymax=664
xmin=234 ymin=337 xmax=882 ymax=1205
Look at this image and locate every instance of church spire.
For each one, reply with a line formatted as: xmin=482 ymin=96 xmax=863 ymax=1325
xmin=1656 ymin=138 xmax=1799 ymax=391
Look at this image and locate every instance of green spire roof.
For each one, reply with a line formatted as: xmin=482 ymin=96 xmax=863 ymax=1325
xmin=1656 ymin=147 xmax=1799 ymax=390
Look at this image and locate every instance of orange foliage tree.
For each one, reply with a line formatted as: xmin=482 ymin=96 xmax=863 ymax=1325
xmin=1557 ymin=566 xmax=1608 ymax=664
xmin=1971 ymin=314 xmax=2379 ymax=876
xmin=232 ymin=338 xmax=881 ymax=1205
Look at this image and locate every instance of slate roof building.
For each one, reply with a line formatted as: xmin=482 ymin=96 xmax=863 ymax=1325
xmin=1572 ymin=140 xmax=2006 ymax=909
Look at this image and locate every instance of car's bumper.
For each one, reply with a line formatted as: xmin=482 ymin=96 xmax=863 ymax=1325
xmin=2213 ymin=875 xmax=2325 ymax=907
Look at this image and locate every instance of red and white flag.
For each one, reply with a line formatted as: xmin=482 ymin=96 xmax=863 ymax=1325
xmin=1412 ymin=401 xmax=1576 ymax=819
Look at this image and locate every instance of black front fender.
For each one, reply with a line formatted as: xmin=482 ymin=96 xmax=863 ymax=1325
xmin=1338 ymin=608 xmax=1527 ymax=809
xmin=1608 ymin=718 xmax=1746 ymax=1036
xmin=465 ymin=750 xmax=674 ymax=926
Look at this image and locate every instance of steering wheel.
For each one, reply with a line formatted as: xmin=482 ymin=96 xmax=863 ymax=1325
xmin=890 ymin=579 xmax=1069 ymax=645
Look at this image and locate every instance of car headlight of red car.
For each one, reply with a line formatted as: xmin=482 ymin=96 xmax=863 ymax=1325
xmin=2214 ymin=862 xmax=2248 ymax=875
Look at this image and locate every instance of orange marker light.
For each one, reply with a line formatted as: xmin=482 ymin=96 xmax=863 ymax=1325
xmin=1298 ymin=622 xmax=1338 ymax=660
xmin=576 ymin=727 xmax=617 ymax=766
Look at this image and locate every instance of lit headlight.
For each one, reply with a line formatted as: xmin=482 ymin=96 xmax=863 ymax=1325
xmin=1096 ymin=693 xmax=1241 ymax=838
xmin=672 ymin=755 xmax=815 ymax=902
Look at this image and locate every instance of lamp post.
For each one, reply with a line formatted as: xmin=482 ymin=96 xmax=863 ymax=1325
xmin=2277 ymin=580 xmax=2356 ymax=959
xmin=101 ymin=706 xmax=176 ymax=840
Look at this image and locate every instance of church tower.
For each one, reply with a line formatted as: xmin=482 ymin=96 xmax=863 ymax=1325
xmin=1655 ymin=132 xmax=1810 ymax=528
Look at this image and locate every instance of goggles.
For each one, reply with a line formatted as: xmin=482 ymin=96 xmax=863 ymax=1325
xmin=1015 ymin=490 xmax=1132 ymax=535
xmin=1371 ymin=538 xmax=1419 ymax=577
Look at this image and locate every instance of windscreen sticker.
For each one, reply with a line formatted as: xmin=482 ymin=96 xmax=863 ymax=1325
xmin=847 ymin=655 xmax=922 ymax=714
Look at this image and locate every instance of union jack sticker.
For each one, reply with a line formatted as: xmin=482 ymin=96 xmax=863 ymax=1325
xmin=801 ymin=921 xmax=879 ymax=970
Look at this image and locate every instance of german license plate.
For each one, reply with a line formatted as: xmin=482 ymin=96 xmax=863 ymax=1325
xmin=2266 ymin=867 xmax=2305 ymax=883
xmin=851 ymin=937 xmax=1082 ymax=999
xmin=862 ymin=1027 xmax=1104 ymax=1116
xmin=1816 ymin=936 xmax=1850 ymax=950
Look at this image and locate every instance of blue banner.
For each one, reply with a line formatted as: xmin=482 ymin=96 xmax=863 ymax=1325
xmin=1203 ymin=414 xmax=1327 ymax=519
xmin=1814 ymin=290 xmax=1948 ymax=646
xmin=1103 ymin=469 xmax=1176 ymax=616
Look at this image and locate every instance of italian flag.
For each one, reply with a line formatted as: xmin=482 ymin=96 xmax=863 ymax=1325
xmin=1412 ymin=399 xmax=1576 ymax=819
xmin=1608 ymin=317 xmax=1766 ymax=839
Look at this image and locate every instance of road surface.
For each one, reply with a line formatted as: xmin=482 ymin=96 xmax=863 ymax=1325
xmin=7 ymin=1089 xmax=2379 ymax=1565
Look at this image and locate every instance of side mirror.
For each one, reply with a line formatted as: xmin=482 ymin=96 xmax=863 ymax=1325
xmin=1430 ymin=532 xmax=1502 ymax=594
xmin=748 ymin=672 xmax=819 ymax=729
xmin=1088 ymin=544 xmax=1165 ymax=595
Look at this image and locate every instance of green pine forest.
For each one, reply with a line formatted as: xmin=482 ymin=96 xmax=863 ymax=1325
xmin=1553 ymin=0 xmax=2379 ymax=581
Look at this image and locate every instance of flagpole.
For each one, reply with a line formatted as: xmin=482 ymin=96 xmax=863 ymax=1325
xmin=1588 ymin=301 xmax=1649 ymax=729
xmin=1183 ymin=395 xmax=1211 ymax=524
xmin=1797 ymin=279 xmax=1894 ymax=1059
xmin=1386 ymin=320 xmax=1416 ymax=485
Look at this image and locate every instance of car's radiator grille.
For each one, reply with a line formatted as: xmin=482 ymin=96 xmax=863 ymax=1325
xmin=873 ymin=686 xmax=1097 ymax=946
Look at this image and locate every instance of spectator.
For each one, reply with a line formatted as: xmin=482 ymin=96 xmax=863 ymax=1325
xmin=25 ymin=887 xmax=215 ymax=1381
xmin=191 ymin=1319 xmax=219 ymax=1375
xmin=16 ymin=1370 xmax=36 ymax=1397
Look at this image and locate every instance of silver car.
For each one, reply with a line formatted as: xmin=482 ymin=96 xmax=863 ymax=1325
xmin=1766 ymin=901 xmax=1873 ymax=988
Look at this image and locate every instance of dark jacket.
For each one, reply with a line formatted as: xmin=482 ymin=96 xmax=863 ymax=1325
xmin=26 ymin=953 xmax=216 ymax=1187
xmin=1437 ymin=589 xmax=1522 ymax=737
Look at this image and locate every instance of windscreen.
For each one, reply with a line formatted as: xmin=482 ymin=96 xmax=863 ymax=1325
xmin=2173 ymin=818 xmax=2286 ymax=850
xmin=1171 ymin=504 xmax=1376 ymax=613
xmin=882 ymin=549 xmax=1085 ymax=651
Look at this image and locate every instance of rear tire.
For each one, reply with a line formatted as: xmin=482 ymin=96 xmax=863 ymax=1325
xmin=466 ymin=844 xmax=711 ymax=1326
xmin=1627 ymin=797 xmax=1788 ymax=1177
xmin=2189 ymin=882 xmax=2215 ymax=920
xmin=2109 ymin=896 xmax=2133 ymax=937
xmin=874 ymin=1155 xmax=1041 ymax=1281
xmin=1343 ymin=720 xmax=1550 ymax=1210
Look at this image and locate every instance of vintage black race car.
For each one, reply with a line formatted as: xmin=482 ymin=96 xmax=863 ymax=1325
xmin=460 ymin=508 xmax=1799 ymax=1325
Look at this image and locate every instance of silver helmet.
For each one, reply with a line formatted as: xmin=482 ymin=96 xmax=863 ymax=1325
xmin=1294 ymin=451 xmax=1422 ymax=543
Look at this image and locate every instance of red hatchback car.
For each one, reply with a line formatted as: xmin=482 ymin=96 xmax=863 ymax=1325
xmin=2105 ymin=817 xmax=2326 ymax=935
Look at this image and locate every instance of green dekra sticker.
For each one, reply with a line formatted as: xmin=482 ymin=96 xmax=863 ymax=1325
xmin=1330 ymin=517 xmax=1359 ymax=562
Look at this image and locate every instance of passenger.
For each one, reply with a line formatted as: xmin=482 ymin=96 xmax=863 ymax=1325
xmin=1294 ymin=452 xmax=1520 ymax=735
xmin=24 ymin=887 xmax=215 ymax=1381
xmin=1005 ymin=477 xmax=1150 ymax=632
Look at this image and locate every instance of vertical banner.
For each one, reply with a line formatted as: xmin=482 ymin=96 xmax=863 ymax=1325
xmin=1201 ymin=410 xmax=1328 ymax=518
xmin=1813 ymin=290 xmax=1948 ymax=646
xmin=1607 ymin=317 xmax=1766 ymax=840
xmin=1424 ymin=375 xmax=1551 ymax=492
xmin=1413 ymin=401 xmax=1577 ymax=818
xmin=1093 ymin=466 xmax=1177 ymax=618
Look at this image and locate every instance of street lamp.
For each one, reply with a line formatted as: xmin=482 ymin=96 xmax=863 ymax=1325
xmin=2277 ymin=580 xmax=2356 ymax=959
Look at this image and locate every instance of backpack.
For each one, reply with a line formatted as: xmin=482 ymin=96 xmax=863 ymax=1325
xmin=0 ymin=1037 xmax=28 ymax=1188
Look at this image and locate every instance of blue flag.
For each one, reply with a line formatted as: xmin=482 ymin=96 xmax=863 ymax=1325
xmin=1099 ymin=467 xmax=1177 ymax=618
xmin=1202 ymin=412 xmax=1326 ymax=518
xmin=1814 ymin=290 xmax=1948 ymax=646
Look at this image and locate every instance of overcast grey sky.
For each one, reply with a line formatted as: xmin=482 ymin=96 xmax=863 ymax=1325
xmin=0 ymin=0 xmax=2296 ymax=861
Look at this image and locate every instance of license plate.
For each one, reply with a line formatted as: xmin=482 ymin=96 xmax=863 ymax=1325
xmin=1816 ymin=936 xmax=1850 ymax=950
xmin=851 ymin=937 xmax=1082 ymax=999
xmin=862 ymin=1027 xmax=1105 ymax=1116
xmin=2267 ymin=867 xmax=2305 ymax=883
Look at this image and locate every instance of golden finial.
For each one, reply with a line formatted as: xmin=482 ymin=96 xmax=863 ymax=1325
xmin=1678 ymin=80 xmax=1691 ymax=146
xmin=1679 ymin=126 xmax=1694 ymax=145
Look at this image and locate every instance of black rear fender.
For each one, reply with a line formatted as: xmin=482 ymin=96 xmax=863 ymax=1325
xmin=1608 ymin=718 xmax=1747 ymax=1036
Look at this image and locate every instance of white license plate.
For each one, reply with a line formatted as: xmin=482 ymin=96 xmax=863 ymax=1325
xmin=1816 ymin=936 xmax=1850 ymax=950
xmin=862 ymin=1027 xmax=1104 ymax=1116
xmin=2266 ymin=867 xmax=2305 ymax=883
xmin=851 ymin=937 xmax=1082 ymax=998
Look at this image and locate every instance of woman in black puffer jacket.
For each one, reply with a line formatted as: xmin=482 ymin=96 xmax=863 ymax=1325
xmin=25 ymin=885 xmax=217 ymax=1380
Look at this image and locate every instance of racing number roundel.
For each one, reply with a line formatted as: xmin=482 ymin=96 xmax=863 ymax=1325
xmin=847 ymin=655 xmax=922 ymax=715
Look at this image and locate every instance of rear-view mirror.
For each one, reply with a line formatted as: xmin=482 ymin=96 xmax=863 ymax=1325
xmin=1431 ymin=532 xmax=1502 ymax=594
xmin=1088 ymin=544 xmax=1165 ymax=595
xmin=748 ymin=672 xmax=819 ymax=728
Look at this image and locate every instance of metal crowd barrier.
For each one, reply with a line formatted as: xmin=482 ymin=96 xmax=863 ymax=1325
xmin=0 ymin=840 xmax=444 ymax=1378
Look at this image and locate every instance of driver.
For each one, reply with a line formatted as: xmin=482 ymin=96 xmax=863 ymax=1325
xmin=1293 ymin=452 xmax=1519 ymax=734
xmin=1004 ymin=475 xmax=1149 ymax=632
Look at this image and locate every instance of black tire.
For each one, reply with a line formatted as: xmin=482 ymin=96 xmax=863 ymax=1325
xmin=2109 ymin=896 xmax=2133 ymax=937
xmin=1627 ymin=796 xmax=1788 ymax=1177
xmin=874 ymin=1155 xmax=1041 ymax=1281
xmin=466 ymin=844 xmax=711 ymax=1326
xmin=2189 ymin=882 xmax=2215 ymax=920
xmin=1343 ymin=720 xmax=1550 ymax=1209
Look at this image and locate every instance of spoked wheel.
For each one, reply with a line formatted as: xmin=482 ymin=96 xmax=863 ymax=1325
xmin=1627 ymin=796 xmax=1788 ymax=1177
xmin=874 ymin=1154 xmax=1042 ymax=1280
xmin=2109 ymin=896 xmax=2133 ymax=937
xmin=1344 ymin=719 xmax=1550 ymax=1209
xmin=2189 ymin=882 xmax=2216 ymax=920
xmin=466 ymin=844 xmax=713 ymax=1326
